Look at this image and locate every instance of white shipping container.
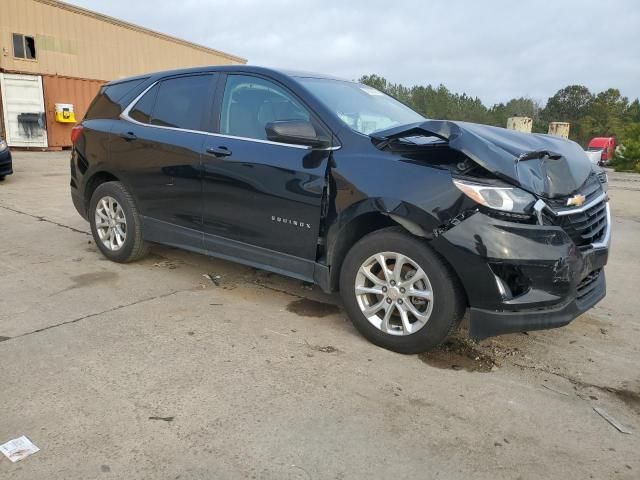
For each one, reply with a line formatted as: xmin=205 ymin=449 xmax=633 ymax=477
xmin=506 ymin=117 xmax=533 ymax=133
xmin=548 ymin=122 xmax=570 ymax=139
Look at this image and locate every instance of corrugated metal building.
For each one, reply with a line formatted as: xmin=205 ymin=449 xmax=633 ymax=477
xmin=0 ymin=0 xmax=246 ymax=148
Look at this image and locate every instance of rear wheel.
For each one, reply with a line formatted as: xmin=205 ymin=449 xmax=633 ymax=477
xmin=340 ymin=228 xmax=464 ymax=353
xmin=89 ymin=181 xmax=149 ymax=263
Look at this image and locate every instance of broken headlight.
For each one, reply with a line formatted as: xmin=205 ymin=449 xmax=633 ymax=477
xmin=453 ymin=179 xmax=535 ymax=213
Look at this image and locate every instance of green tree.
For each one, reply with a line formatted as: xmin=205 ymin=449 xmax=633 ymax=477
xmin=542 ymin=85 xmax=593 ymax=122
xmin=585 ymin=88 xmax=628 ymax=140
xmin=357 ymin=74 xmax=638 ymax=153
xmin=358 ymin=74 xmax=388 ymax=92
xmin=625 ymin=99 xmax=640 ymax=123
xmin=541 ymin=85 xmax=594 ymax=144
xmin=489 ymin=97 xmax=542 ymax=129
xmin=621 ymin=124 xmax=640 ymax=158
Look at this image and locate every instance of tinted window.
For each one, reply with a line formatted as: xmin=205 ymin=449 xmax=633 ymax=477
xmin=85 ymin=78 xmax=147 ymax=120
xmin=129 ymin=85 xmax=158 ymax=123
xmin=150 ymin=75 xmax=211 ymax=130
xmin=220 ymin=75 xmax=310 ymax=141
xmin=105 ymin=79 xmax=147 ymax=103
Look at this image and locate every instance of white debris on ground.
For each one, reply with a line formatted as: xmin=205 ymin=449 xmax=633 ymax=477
xmin=0 ymin=436 xmax=40 ymax=463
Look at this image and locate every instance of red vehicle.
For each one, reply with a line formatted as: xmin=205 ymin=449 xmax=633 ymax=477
xmin=587 ymin=137 xmax=616 ymax=165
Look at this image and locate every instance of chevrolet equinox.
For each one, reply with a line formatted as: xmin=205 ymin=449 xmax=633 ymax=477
xmin=70 ymin=66 xmax=610 ymax=353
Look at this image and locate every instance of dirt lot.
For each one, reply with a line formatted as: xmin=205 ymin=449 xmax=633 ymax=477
xmin=1 ymin=151 xmax=639 ymax=479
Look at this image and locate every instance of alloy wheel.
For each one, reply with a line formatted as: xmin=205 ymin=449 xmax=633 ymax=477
xmin=95 ymin=196 xmax=127 ymax=251
xmin=354 ymin=251 xmax=434 ymax=336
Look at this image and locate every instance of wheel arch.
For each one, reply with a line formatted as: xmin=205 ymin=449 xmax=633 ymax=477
xmin=326 ymin=198 xmax=445 ymax=292
xmin=84 ymin=170 xmax=120 ymax=213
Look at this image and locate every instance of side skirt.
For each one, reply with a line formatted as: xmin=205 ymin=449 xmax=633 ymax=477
xmin=142 ymin=217 xmax=331 ymax=292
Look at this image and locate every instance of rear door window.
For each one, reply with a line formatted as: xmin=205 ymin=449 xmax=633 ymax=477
xmin=150 ymin=75 xmax=212 ymax=130
xmin=126 ymin=75 xmax=213 ymax=130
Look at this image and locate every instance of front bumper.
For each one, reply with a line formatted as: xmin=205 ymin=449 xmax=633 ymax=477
xmin=0 ymin=148 xmax=12 ymax=176
xmin=432 ymin=209 xmax=610 ymax=340
xmin=469 ymin=268 xmax=605 ymax=339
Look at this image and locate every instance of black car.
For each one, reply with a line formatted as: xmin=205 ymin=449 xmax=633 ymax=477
xmin=0 ymin=138 xmax=12 ymax=181
xmin=70 ymin=66 xmax=610 ymax=353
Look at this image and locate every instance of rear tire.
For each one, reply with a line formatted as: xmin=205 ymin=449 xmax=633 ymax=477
xmin=340 ymin=228 xmax=465 ymax=353
xmin=0 ymin=176 xmax=5 ymax=181
xmin=89 ymin=181 xmax=149 ymax=263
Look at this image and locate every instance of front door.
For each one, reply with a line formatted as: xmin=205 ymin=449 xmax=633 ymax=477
xmin=0 ymin=73 xmax=47 ymax=148
xmin=201 ymin=74 xmax=331 ymax=261
xmin=110 ymin=74 xmax=215 ymax=243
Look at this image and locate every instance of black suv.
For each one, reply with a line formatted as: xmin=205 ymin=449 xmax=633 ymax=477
xmin=70 ymin=66 xmax=610 ymax=353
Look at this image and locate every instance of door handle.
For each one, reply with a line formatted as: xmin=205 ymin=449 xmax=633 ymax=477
xmin=206 ymin=146 xmax=232 ymax=157
xmin=120 ymin=131 xmax=137 ymax=141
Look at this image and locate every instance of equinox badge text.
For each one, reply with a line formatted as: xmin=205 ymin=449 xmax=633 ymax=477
xmin=271 ymin=215 xmax=312 ymax=229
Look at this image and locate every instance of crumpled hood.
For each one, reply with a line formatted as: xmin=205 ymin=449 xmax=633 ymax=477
xmin=372 ymin=120 xmax=593 ymax=199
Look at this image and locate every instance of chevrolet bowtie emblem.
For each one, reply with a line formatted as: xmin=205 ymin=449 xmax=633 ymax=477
xmin=566 ymin=194 xmax=586 ymax=207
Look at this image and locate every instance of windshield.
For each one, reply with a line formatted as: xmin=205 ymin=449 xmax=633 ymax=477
xmin=298 ymin=77 xmax=424 ymax=135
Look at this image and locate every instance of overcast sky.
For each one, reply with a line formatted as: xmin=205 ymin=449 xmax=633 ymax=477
xmin=66 ymin=0 xmax=640 ymax=106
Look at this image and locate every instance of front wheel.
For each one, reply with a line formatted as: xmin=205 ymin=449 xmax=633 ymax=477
xmin=89 ymin=181 xmax=149 ymax=263
xmin=340 ymin=228 xmax=465 ymax=353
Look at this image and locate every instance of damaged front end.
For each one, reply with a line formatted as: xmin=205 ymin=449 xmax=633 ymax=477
xmin=372 ymin=120 xmax=611 ymax=339
xmin=372 ymin=119 xmax=594 ymax=198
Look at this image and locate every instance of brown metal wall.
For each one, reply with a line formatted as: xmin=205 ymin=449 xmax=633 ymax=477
xmin=42 ymin=75 xmax=104 ymax=148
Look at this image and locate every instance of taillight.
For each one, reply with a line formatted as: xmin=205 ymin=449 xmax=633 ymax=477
xmin=70 ymin=124 xmax=84 ymax=144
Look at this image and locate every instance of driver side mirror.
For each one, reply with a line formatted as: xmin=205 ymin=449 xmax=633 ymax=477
xmin=265 ymin=120 xmax=331 ymax=148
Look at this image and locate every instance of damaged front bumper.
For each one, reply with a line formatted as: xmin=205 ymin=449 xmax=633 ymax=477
xmin=431 ymin=208 xmax=610 ymax=340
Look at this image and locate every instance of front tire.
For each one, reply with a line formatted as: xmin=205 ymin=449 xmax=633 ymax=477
xmin=340 ymin=228 xmax=465 ymax=354
xmin=89 ymin=181 xmax=149 ymax=263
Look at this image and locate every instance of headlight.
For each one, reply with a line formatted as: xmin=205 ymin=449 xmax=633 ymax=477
xmin=0 ymin=140 xmax=7 ymax=152
xmin=595 ymin=168 xmax=608 ymax=193
xmin=453 ymin=178 xmax=535 ymax=213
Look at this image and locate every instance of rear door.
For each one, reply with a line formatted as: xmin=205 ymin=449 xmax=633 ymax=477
xmin=110 ymin=74 xmax=216 ymax=245
xmin=201 ymin=73 xmax=332 ymax=261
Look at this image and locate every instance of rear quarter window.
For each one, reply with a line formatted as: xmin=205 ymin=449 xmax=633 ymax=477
xmin=129 ymin=85 xmax=158 ymax=124
xmin=84 ymin=78 xmax=148 ymax=120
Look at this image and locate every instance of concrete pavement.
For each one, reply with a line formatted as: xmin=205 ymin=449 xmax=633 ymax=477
xmin=0 ymin=152 xmax=638 ymax=479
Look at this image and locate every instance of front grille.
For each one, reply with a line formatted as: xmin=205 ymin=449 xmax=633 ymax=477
xmin=557 ymin=199 xmax=608 ymax=247
xmin=577 ymin=269 xmax=601 ymax=300
xmin=546 ymin=172 xmax=602 ymax=210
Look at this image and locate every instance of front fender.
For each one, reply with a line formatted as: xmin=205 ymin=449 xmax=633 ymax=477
xmin=326 ymin=197 xmax=441 ymax=255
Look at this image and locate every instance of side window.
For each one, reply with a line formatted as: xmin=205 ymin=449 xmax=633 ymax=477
xmin=150 ymin=75 xmax=211 ymax=130
xmin=219 ymin=75 xmax=310 ymax=141
xmin=129 ymin=85 xmax=158 ymax=123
